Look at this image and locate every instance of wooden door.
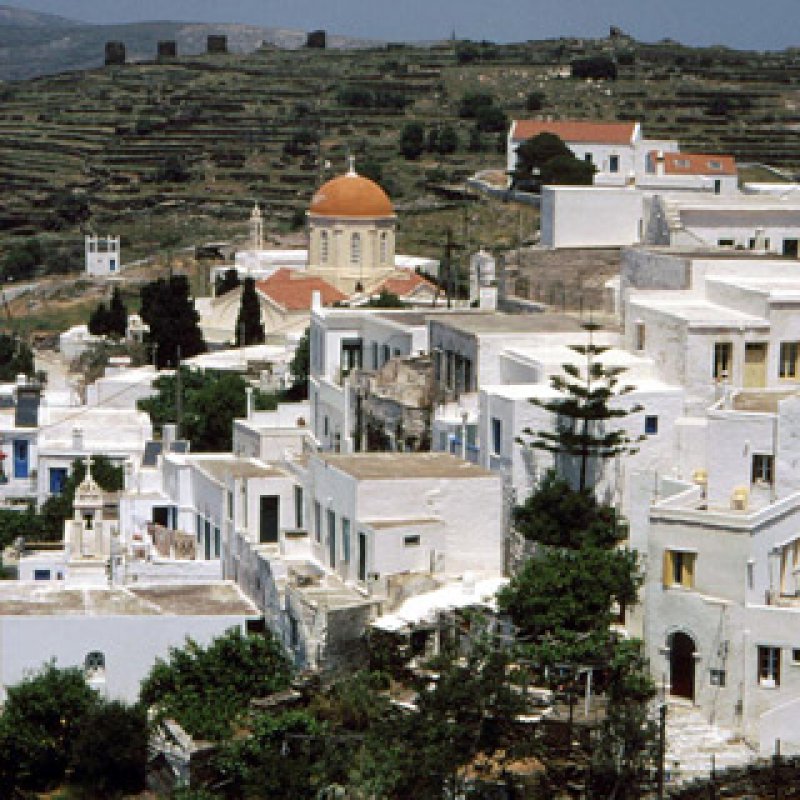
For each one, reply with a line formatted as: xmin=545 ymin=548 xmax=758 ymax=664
xmin=670 ymin=632 xmax=696 ymax=701
xmin=744 ymin=343 xmax=767 ymax=388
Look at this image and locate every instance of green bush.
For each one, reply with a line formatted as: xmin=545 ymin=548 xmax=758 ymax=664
xmin=140 ymin=629 xmax=292 ymax=741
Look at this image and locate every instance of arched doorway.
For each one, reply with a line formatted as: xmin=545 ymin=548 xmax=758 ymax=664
xmin=669 ymin=631 xmax=696 ymax=701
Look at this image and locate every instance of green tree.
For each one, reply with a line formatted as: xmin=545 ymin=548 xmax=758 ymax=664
xmin=571 ymin=56 xmax=617 ymax=80
xmin=140 ymin=274 xmax=206 ymax=368
xmin=215 ymin=267 xmax=241 ymax=297
xmin=512 ymin=131 xmax=594 ymax=189
xmin=88 ymin=286 xmax=127 ymax=339
xmin=0 ymin=662 xmax=99 ymax=791
xmin=235 ymin=277 xmax=265 ymax=346
xmin=525 ymin=90 xmax=546 ymax=111
xmin=366 ymin=289 xmax=405 ymax=308
xmin=155 ymin=154 xmax=191 ymax=183
xmin=0 ymin=332 xmax=35 ymax=381
xmin=520 ymin=321 xmax=643 ymax=492
xmin=474 ymin=104 xmax=508 ymax=133
xmin=436 ymin=124 xmax=458 ymax=155
xmin=458 ymin=90 xmax=495 ymax=118
xmin=286 ymin=327 xmax=310 ymax=400
xmin=1 ymin=237 xmax=42 ymax=281
xmin=138 ymin=368 xmax=267 ymax=451
xmin=140 ymin=629 xmax=291 ymax=741
xmin=70 ymin=701 xmax=148 ymax=797
xmin=513 ymin=469 xmax=619 ymax=548
xmin=399 ymin=122 xmax=425 ymax=159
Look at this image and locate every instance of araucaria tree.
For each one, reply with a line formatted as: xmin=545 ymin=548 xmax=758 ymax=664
xmin=521 ymin=321 xmax=643 ymax=492
xmin=235 ymin=277 xmax=265 ymax=346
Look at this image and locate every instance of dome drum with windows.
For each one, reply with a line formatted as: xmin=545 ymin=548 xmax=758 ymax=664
xmin=307 ymin=157 xmax=396 ymax=293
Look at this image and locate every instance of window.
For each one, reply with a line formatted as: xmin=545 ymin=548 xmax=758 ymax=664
xmin=758 ymin=646 xmax=781 ymax=687
xmin=491 ymin=417 xmax=502 ymax=456
xmin=717 ymin=238 xmax=735 ymax=248
xmin=584 ymin=153 xmax=593 ymax=164
xmin=713 ymin=342 xmax=732 ymax=380
xmin=662 ymin=549 xmax=696 ymax=589
xmin=635 ymin=322 xmax=645 ymax=351
xmin=710 ymin=669 xmax=726 ymax=687
xmin=371 ymin=341 xmax=379 ymax=370
xmin=109 ymin=259 xmax=116 ymax=271
xmin=342 ymin=517 xmax=351 ymax=563
xmin=227 ymin=491 xmax=234 ymax=520
xmin=404 ymin=535 xmax=420 ymax=547
xmin=358 ymin=531 xmax=368 ymax=582
xmin=749 ymin=237 xmax=771 ymax=250
xmin=780 ymin=342 xmax=800 ymax=379
xmin=328 ymin=509 xmax=336 ymax=566
xmin=33 ymin=569 xmax=51 ymax=581
xmin=214 ymin=526 xmax=220 ymax=558
xmin=350 ymin=232 xmax=361 ymax=265
xmin=196 ymin=514 xmax=202 ymax=542
xmin=752 ymin=454 xmax=774 ymax=485
xmin=792 ymin=648 xmax=800 ymax=664
xmin=675 ymin=158 xmax=691 ymax=169
xmin=341 ymin=338 xmax=363 ymax=374
xmin=382 ymin=344 xmax=391 ymax=366
xmin=645 ymin=415 xmax=658 ymax=435
xmin=324 ymin=416 xmax=329 ymax=436
xmin=314 ymin=501 xmax=321 ymax=543
xmin=294 ymin=486 xmax=304 ymax=529
xmin=609 ymin=154 xmax=619 ymax=173
xmin=320 ymin=230 xmax=329 ymax=263
xmin=379 ymin=232 xmax=388 ymax=264
xmin=85 ymin=651 xmax=105 ymax=680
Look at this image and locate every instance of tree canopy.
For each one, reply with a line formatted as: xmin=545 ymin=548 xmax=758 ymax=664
xmin=520 ymin=321 xmax=643 ymax=492
xmin=0 ymin=662 xmax=146 ymax=796
xmin=285 ymin=327 xmax=310 ymax=400
xmin=0 ymin=332 xmax=34 ymax=381
xmin=140 ymin=628 xmax=291 ymax=741
xmin=512 ymin=131 xmax=595 ymax=190
xmin=140 ymin=274 xmax=206 ymax=368
xmin=399 ymin=122 xmax=424 ymax=159
xmin=88 ymin=285 xmax=127 ymax=339
xmin=235 ymin=277 xmax=266 ymax=346
xmin=215 ymin=266 xmax=241 ymax=297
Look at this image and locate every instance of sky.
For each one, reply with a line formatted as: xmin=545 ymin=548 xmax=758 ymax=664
xmin=7 ymin=0 xmax=800 ymax=51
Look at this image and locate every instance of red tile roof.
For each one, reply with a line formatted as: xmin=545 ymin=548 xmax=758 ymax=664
xmin=650 ymin=151 xmax=737 ymax=177
xmin=375 ymin=270 xmax=437 ymax=298
xmin=511 ymin=120 xmax=637 ymax=145
xmin=257 ymin=269 xmax=347 ymax=311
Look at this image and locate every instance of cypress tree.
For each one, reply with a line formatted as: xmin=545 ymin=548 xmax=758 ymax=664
xmin=235 ymin=277 xmax=265 ymax=347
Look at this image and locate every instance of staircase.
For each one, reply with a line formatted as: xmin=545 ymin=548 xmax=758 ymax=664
xmin=664 ymin=701 xmax=757 ymax=785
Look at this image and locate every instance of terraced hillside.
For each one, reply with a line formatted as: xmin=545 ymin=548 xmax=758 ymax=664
xmin=0 ymin=36 xmax=798 ymax=268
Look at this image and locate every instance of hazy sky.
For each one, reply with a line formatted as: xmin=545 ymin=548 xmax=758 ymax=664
xmin=8 ymin=0 xmax=800 ymax=50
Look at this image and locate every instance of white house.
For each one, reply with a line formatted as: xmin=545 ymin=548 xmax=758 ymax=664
xmin=85 ymin=235 xmax=121 ymax=277
xmin=506 ymin=119 xmax=678 ymax=185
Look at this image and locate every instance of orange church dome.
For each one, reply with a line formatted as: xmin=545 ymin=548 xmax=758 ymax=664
xmin=309 ymin=167 xmax=394 ymax=219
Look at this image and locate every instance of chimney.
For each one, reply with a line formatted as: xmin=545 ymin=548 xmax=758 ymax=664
xmin=656 ymin=151 xmax=665 ymax=177
xmin=311 ymin=290 xmax=322 ymax=311
xmin=163 ymin=423 xmax=177 ymax=451
xmin=246 ymin=386 xmax=254 ymax=420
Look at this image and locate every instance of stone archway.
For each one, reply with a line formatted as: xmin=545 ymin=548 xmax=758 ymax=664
xmin=669 ymin=631 xmax=696 ymax=702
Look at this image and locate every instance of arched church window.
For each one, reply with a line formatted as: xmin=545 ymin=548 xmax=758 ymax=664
xmin=350 ymin=233 xmax=361 ymax=265
xmin=320 ymin=230 xmax=329 ymax=264
xmin=85 ymin=651 xmax=106 ymax=680
xmin=379 ymin=232 xmax=388 ymax=264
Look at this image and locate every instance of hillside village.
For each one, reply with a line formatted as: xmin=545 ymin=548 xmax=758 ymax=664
xmin=2 ymin=22 xmax=800 ymax=799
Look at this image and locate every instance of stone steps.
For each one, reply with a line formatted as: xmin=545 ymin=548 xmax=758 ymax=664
xmin=664 ymin=702 xmax=757 ymax=785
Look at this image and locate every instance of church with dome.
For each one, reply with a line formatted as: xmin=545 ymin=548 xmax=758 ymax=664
xmin=306 ymin=157 xmax=397 ymax=294
xmin=198 ymin=159 xmax=439 ymax=347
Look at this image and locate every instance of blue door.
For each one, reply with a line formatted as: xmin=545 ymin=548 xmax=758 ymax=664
xmin=49 ymin=467 xmax=68 ymax=494
xmin=13 ymin=439 xmax=28 ymax=479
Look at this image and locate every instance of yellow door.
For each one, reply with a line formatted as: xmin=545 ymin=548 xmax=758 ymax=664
xmin=744 ymin=343 xmax=768 ymax=388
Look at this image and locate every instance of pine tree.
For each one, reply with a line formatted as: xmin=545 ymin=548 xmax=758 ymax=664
xmin=235 ymin=277 xmax=265 ymax=347
xmin=521 ymin=321 xmax=643 ymax=492
xmin=107 ymin=286 xmax=128 ymax=339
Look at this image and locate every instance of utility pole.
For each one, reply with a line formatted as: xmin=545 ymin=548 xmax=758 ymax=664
xmin=656 ymin=702 xmax=667 ymax=799
xmin=175 ymin=344 xmax=183 ymax=440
